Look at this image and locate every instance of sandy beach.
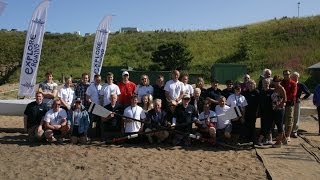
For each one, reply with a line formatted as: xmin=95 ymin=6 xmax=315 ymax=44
xmin=0 ymin=84 xmax=319 ymax=179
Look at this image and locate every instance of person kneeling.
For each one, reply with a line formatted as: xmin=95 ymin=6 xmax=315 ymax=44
xmin=195 ymin=103 xmax=217 ymax=145
xmin=145 ymin=99 xmax=170 ymax=144
xmin=43 ymin=99 xmax=70 ymax=144
xmin=68 ymin=98 xmax=90 ymax=144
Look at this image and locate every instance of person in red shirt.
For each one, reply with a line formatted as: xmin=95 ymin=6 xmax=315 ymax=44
xmin=281 ymin=70 xmax=297 ymax=143
xmin=117 ymin=71 xmax=136 ymax=107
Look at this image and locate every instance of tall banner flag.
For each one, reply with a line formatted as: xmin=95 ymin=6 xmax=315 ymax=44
xmin=90 ymin=15 xmax=112 ymax=82
xmin=18 ymin=0 xmax=50 ymax=97
xmin=0 ymin=1 xmax=7 ymax=16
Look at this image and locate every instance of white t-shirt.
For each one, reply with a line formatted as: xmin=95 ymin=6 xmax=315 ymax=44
xmin=44 ymin=108 xmax=67 ymax=125
xmin=134 ymin=85 xmax=154 ymax=103
xmin=182 ymin=83 xmax=194 ymax=96
xmin=198 ymin=110 xmax=217 ymax=128
xmin=99 ymin=83 xmax=121 ymax=106
xmin=215 ymin=105 xmax=231 ymax=129
xmin=86 ymin=83 xmax=102 ymax=104
xmin=123 ymin=105 xmax=146 ymax=133
xmin=226 ymin=94 xmax=248 ymax=108
xmin=164 ymin=80 xmax=183 ymax=101
xmin=58 ymin=86 xmax=74 ymax=107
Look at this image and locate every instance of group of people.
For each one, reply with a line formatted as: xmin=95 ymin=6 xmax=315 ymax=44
xmin=23 ymin=69 xmax=320 ymax=148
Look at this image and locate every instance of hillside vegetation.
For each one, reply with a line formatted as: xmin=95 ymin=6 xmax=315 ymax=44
xmin=0 ymin=15 xmax=319 ymax=84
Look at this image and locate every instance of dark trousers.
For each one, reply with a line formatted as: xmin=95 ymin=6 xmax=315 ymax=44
xmin=260 ymin=114 xmax=273 ymax=137
xmin=273 ymin=108 xmax=284 ymax=134
xmin=88 ymin=114 xmax=101 ymax=139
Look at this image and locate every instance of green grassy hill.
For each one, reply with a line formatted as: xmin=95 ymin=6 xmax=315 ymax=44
xmin=0 ymin=15 xmax=319 ymax=84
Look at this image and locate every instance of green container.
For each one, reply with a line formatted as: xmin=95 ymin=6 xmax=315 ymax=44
xmin=211 ymin=63 xmax=247 ymax=84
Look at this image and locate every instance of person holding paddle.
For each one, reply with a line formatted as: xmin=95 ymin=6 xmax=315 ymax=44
xmin=122 ymin=95 xmax=146 ymax=143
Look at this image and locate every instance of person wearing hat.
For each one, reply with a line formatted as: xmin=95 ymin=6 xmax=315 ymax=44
xmin=117 ymin=71 xmax=136 ymax=106
xmin=226 ymin=84 xmax=248 ymax=143
xmin=172 ymin=93 xmax=198 ymax=146
xmin=23 ymin=91 xmax=48 ymax=142
xmin=67 ymin=98 xmax=90 ymax=144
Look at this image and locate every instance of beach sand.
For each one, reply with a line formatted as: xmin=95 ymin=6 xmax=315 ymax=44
xmin=0 ymin=116 xmax=267 ymax=179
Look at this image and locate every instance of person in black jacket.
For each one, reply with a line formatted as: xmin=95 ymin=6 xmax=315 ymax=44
xmin=144 ymin=99 xmax=170 ymax=144
xmin=102 ymin=93 xmax=124 ymax=142
xmin=172 ymin=94 xmax=198 ymax=146
xmin=24 ymin=92 xmax=48 ymax=142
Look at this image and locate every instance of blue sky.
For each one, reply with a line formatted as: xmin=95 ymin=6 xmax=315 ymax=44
xmin=1 ymin=0 xmax=320 ymax=34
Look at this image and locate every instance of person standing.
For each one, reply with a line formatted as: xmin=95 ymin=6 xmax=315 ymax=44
xmin=290 ymin=72 xmax=311 ymax=138
xmin=206 ymin=79 xmax=222 ymax=110
xmin=23 ymin=92 xmax=48 ymax=142
xmin=271 ymin=75 xmax=287 ymax=148
xmin=38 ymin=71 xmax=58 ymax=109
xmin=281 ymin=70 xmax=297 ymax=143
xmin=152 ymin=75 xmax=166 ymax=109
xmin=135 ymin=74 xmax=154 ymax=103
xmin=242 ymin=80 xmax=260 ymax=143
xmin=313 ymin=83 xmax=320 ymax=135
xmin=117 ymin=71 xmax=136 ymax=107
xmin=180 ymin=73 xmax=194 ymax=97
xmin=58 ymin=76 xmax=74 ymax=111
xmin=85 ymin=74 xmax=102 ymax=139
xmin=164 ymin=70 xmax=184 ymax=106
xmin=74 ymin=72 xmax=90 ymax=109
xmin=100 ymin=72 xmax=121 ymax=106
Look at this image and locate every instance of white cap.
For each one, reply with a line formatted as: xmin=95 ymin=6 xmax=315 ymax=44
xmin=122 ymin=71 xmax=129 ymax=76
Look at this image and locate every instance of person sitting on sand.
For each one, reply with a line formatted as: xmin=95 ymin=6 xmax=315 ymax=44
xmin=144 ymin=99 xmax=170 ymax=144
xmin=195 ymin=103 xmax=217 ymax=145
xmin=215 ymin=96 xmax=232 ymax=141
xmin=67 ymin=98 xmax=90 ymax=144
xmin=23 ymin=92 xmax=48 ymax=142
xmin=43 ymin=99 xmax=70 ymax=143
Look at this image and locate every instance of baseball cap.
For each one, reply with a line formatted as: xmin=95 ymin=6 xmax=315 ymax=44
xmin=183 ymin=94 xmax=191 ymax=99
xmin=122 ymin=71 xmax=129 ymax=76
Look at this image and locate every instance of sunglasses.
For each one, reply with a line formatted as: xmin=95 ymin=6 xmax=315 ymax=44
xmin=55 ymin=104 xmax=61 ymax=106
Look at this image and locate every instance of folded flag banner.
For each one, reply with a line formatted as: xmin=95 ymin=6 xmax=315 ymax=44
xmin=217 ymin=106 xmax=242 ymax=121
xmin=88 ymin=102 xmax=112 ymax=118
xmin=18 ymin=0 xmax=50 ymax=97
xmin=90 ymin=15 xmax=112 ymax=82
xmin=0 ymin=1 xmax=7 ymax=15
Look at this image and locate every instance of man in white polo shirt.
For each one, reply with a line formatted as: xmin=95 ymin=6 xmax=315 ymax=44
xmin=164 ymin=70 xmax=184 ymax=106
xmin=100 ymin=72 xmax=121 ymax=106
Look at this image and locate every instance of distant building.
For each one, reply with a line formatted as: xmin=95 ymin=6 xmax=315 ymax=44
xmin=84 ymin=33 xmax=91 ymax=36
xmin=73 ymin=31 xmax=80 ymax=35
xmin=120 ymin=27 xmax=141 ymax=33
